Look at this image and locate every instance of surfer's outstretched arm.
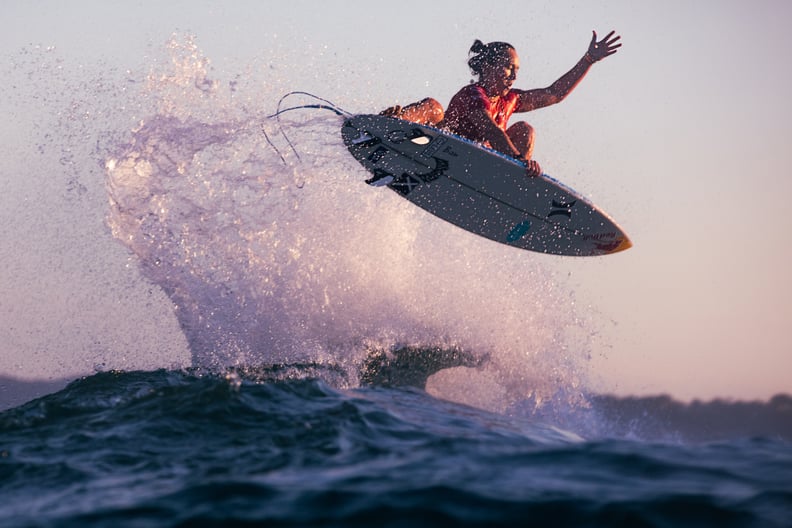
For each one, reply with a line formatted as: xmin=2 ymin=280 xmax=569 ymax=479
xmin=516 ymin=30 xmax=621 ymax=112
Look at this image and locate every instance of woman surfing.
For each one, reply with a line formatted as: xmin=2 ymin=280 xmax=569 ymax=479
xmin=381 ymin=31 xmax=622 ymax=177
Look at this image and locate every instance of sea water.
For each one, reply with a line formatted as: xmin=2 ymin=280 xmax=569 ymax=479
xmin=2 ymin=371 xmax=791 ymax=527
xmin=1 ymin=37 xmax=790 ymax=527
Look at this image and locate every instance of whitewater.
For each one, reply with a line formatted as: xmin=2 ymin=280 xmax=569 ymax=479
xmin=96 ymin=36 xmax=593 ymax=410
xmin=1 ymin=37 xmax=790 ymax=527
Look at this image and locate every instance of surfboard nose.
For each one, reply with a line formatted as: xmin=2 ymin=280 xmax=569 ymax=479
xmin=609 ymin=236 xmax=632 ymax=254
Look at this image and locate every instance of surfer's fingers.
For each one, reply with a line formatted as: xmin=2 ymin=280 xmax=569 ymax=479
xmin=525 ymin=160 xmax=542 ymax=177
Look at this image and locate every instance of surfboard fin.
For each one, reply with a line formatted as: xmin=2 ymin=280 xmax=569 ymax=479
xmin=365 ymin=169 xmax=395 ymax=187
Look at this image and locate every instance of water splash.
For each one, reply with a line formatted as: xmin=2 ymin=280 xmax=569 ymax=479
xmin=7 ymin=35 xmax=595 ymax=412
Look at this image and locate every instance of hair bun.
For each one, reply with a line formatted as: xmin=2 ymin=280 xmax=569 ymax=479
xmin=467 ymin=40 xmax=515 ymax=78
xmin=469 ymin=39 xmax=487 ymax=55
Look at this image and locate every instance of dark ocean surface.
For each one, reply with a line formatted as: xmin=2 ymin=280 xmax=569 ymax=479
xmin=2 ymin=369 xmax=791 ymax=527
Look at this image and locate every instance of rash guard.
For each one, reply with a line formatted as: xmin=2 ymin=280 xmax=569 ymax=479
xmin=443 ymin=84 xmax=520 ymax=144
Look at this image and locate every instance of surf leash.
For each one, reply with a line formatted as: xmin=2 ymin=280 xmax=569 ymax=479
xmin=262 ymin=91 xmax=352 ymax=164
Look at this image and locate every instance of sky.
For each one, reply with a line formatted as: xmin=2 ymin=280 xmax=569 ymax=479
xmin=1 ymin=0 xmax=791 ymax=401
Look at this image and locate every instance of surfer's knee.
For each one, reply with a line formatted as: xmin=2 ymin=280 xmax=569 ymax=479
xmin=418 ymin=98 xmax=445 ymax=125
xmin=397 ymin=97 xmax=444 ymax=126
xmin=508 ymin=121 xmax=535 ymax=158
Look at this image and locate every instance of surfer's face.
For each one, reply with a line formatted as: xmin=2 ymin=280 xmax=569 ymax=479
xmin=481 ymin=48 xmax=520 ymax=96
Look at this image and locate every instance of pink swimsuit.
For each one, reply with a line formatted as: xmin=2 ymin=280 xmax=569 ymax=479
xmin=443 ymin=84 xmax=520 ymax=144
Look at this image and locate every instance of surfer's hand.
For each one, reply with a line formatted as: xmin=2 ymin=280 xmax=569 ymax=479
xmin=379 ymin=105 xmax=402 ymax=118
xmin=585 ymin=30 xmax=621 ymax=63
xmin=524 ymin=159 xmax=542 ymax=178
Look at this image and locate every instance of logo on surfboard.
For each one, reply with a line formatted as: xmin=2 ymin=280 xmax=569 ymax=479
xmin=364 ymin=155 xmax=450 ymax=195
xmin=548 ymin=199 xmax=577 ymax=218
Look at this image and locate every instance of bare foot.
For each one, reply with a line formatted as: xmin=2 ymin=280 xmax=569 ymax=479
xmin=379 ymin=105 xmax=402 ymax=118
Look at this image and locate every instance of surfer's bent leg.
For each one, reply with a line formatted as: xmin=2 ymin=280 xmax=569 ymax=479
xmin=507 ymin=121 xmax=535 ymax=160
xmin=380 ymin=98 xmax=444 ymax=126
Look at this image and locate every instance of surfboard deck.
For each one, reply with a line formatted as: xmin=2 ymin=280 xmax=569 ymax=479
xmin=341 ymin=114 xmax=631 ymax=256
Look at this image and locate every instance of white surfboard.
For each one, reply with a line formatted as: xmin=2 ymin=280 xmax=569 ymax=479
xmin=341 ymin=114 xmax=631 ymax=256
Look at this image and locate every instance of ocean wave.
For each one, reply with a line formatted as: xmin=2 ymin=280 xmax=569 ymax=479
xmin=3 ymin=367 xmax=790 ymax=443
xmin=1 ymin=370 xmax=790 ymax=527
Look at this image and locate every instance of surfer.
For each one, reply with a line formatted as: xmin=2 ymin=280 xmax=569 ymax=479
xmin=381 ymin=31 xmax=622 ymax=177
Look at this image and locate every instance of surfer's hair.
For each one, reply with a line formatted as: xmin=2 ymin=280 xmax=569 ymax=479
xmin=468 ymin=40 xmax=515 ymax=77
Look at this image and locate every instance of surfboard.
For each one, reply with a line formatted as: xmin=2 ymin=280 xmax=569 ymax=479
xmin=341 ymin=114 xmax=631 ymax=257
